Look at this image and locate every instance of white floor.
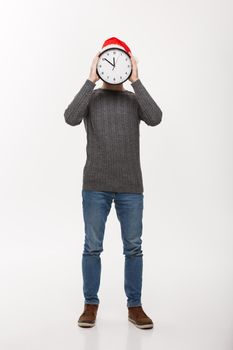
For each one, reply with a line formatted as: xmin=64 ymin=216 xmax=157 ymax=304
xmin=1 ymin=235 xmax=233 ymax=350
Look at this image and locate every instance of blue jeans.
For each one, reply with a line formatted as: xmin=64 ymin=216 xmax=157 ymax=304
xmin=81 ymin=190 xmax=144 ymax=307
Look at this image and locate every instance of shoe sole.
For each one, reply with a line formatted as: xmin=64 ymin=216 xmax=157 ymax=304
xmin=77 ymin=321 xmax=96 ymax=328
xmin=128 ymin=317 xmax=154 ymax=329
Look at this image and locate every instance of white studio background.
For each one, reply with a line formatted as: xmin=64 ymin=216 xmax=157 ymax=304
xmin=0 ymin=0 xmax=232 ymax=349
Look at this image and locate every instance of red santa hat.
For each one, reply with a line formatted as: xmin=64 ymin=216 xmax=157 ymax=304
xmin=100 ymin=37 xmax=131 ymax=54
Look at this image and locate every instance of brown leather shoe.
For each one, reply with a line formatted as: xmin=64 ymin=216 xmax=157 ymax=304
xmin=78 ymin=303 xmax=99 ymax=328
xmin=128 ymin=306 xmax=154 ymax=329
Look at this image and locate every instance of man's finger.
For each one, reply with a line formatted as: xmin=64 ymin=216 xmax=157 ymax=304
xmin=130 ymin=53 xmax=136 ymax=63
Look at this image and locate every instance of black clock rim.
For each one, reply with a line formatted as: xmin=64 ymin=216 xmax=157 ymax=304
xmin=96 ymin=47 xmax=132 ymax=85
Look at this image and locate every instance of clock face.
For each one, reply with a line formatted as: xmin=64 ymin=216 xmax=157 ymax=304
xmin=96 ymin=48 xmax=132 ymax=85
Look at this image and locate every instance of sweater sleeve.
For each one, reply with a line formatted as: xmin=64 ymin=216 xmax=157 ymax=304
xmin=64 ymin=79 xmax=96 ymax=126
xmin=131 ymin=79 xmax=162 ymax=126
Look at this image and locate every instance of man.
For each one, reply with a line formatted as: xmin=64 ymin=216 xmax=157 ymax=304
xmin=64 ymin=37 xmax=162 ymax=329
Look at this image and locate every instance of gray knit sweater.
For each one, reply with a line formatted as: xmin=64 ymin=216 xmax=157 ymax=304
xmin=64 ymin=78 xmax=162 ymax=193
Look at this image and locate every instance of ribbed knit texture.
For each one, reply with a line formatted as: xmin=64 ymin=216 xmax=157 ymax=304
xmin=64 ymin=78 xmax=162 ymax=193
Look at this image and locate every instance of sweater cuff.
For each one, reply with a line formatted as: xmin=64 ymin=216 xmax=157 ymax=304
xmin=131 ymin=79 xmax=144 ymax=93
xmin=131 ymin=78 xmax=145 ymax=95
xmin=131 ymin=78 xmax=141 ymax=87
xmin=86 ymin=78 xmax=96 ymax=88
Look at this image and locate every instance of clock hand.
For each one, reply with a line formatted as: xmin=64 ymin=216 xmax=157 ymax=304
xmin=113 ymin=55 xmax=121 ymax=70
xmin=112 ymin=57 xmax=116 ymax=70
xmin=104 ymin=58 xmax=114 ymax=67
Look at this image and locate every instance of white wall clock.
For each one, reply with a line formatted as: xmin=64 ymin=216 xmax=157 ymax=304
xmin=96 ymin=48 xmax=132 ymax=85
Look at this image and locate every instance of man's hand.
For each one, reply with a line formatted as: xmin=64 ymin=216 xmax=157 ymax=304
xmin=88 ymin=51 xmax=101 ymax=83
xmin=128 ymin=52 xmax=139 ymax=83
